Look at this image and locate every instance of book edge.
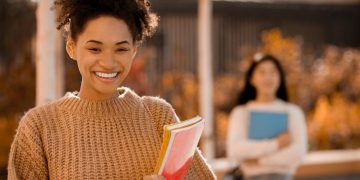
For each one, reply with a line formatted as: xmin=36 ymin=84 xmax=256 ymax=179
xmin=164 ymin=116 xmax=202 ymax=131
xmin=153 ymin=116 xmax=205 ymax=175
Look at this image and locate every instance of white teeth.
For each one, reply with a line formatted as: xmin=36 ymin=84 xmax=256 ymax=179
xmin=95 ymin=72 xmax=118 ymax=78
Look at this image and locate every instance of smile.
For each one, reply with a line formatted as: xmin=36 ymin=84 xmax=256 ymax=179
xmin=95 ymin=72 xmax=119 ymax=79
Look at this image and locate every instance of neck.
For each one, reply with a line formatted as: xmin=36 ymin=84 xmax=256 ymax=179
xmin=58 ymin=87 xmax=140 ymax=116
xmin=255 ymin=93 xmax=277 ymax=103
xmin=78 ymin=90 xmax=119 ymax=101
xmin=78 ymin=87 xmax=119 ymax=101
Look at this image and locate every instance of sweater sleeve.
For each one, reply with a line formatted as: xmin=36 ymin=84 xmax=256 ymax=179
xmin=227 ymin=106 xmax=278 ymax=160
xmin=142 ymin=96 xmax=217 ymax=179
xmin=8 ymin=110 xmax=49 ymax=180
xmin=259 ymin=105 xmax=308 ymax=166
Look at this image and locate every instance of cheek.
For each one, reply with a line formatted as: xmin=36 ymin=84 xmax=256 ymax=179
xmin=119 ymin=55 xmax=134 ymax=74
xmin=125 ymin=57 xmax=134 ymax=68
xmin=273 ymin=74 xmax=281 ymax=85
xmin=251 ymin=75 xmax=261 ymax=88
xmin=76 ymin=54 xmax=94 ymax=70
xmin=76 ymin=54 xmax=97 ymax=74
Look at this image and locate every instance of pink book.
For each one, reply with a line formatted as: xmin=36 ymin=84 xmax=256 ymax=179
xmin=154 ymin=116 xmax=205 ymax=179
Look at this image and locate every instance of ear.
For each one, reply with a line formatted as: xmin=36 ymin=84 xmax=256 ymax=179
xmin=131 ymin=46 xmax=138 ymax=59
xmin=66 ymin=36 xmax=76 ymax=60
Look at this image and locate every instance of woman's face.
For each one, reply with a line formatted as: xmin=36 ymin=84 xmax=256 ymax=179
xmin=67 ymin=16 xmax=137 ymax=100
xmin=250 ymin=60 xmax=281 ymax=97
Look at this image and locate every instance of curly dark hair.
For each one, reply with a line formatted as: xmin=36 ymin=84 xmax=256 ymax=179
xmin=53 ymin=0 xmax=159 ymax=44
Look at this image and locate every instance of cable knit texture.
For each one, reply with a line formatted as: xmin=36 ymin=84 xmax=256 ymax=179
xmin=8 ymin=87 xmax=216 ymax=180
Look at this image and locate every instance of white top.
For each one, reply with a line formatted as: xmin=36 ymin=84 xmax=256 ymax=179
xmin=227 ymin=99 xmax=308 ymax=177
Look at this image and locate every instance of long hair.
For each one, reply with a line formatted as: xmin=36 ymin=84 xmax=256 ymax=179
xmin=237 ymin=54 xmax=288 ymax=105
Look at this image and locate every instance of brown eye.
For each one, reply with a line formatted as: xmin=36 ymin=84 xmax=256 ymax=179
xmin=88 ymin=48 xmax=101 ymax=53
xmin=116 ymin=48 xmax=129 ymax=52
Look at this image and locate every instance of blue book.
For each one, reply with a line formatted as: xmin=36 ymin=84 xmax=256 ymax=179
xmin=248 ymin=111 xmax=288 ymax=140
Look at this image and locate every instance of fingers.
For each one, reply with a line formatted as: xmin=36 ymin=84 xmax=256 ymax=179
xmin=277 ymin=131 xmax=291 ymax=149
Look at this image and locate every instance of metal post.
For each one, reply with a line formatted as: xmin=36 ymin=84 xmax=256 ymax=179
xmin=198 ymin=0 xmax=214 ymax=160
xmin=36 ymin=0 xmax=63 ymax=106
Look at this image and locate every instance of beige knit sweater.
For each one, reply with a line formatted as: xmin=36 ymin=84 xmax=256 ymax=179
xmin=8 ymin=87 xmax=216 ymax=179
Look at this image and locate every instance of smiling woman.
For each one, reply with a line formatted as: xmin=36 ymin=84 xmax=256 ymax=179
xmin=7 ymin=0 xmax=216 ymax=179
xmin=66 ymin=16 xmax=136 ymax=100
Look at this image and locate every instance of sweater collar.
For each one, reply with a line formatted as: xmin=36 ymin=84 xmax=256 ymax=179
xmin=58 ymin=87 xmax=141 ymax=116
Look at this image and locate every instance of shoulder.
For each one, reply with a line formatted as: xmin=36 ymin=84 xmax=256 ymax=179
xmin=141 ymin=96 xmax=179 ymax=126
xmin=229 ymin=105 xmax=247 ymax=117
xmin=16 ymin=107 xmax=45 ymax=136
xmin=282 ymin=102 xmax=306 ymax=124
xmin=284 ymin=102 xmax=304 ymax=115
xmin=18 ymin=98 xmax=64 ymax=131
xmin=231 ymin=105 xmax=247 ymax=113
xmin=141 ymin=96 xmax=174 ymax=112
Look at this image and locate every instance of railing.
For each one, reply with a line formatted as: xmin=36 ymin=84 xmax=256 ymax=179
xmin=210 ymin=149 xmax=360 ymax=179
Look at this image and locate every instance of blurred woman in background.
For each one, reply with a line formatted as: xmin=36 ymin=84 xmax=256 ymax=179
xmin=227 ymin=54 xmax=307 ymax=180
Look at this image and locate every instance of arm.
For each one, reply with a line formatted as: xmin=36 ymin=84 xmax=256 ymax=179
xmin=142 ymin=97 xmax=216 ymax=179
xmin=184 ymin=148 xmax=216 ymax=179
xmin=259 ymin=105 xmax=308 ymax=166
xmin=226 ymin=107 xmax=279 ymax=160
xmin=8 ymin=111 xmax=49 ymax=180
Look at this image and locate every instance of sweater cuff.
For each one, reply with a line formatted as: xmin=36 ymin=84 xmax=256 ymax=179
xmin=259 ymin=140 xmax=278 ymax=165
xmin=259 ymin=156 xmax=269 ymax=166
xmin=268 ymin=139 xmax=278 ymax=154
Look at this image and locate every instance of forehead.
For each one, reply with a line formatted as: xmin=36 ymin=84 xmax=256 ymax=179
xmin=256 ymin=60 xmax=278 ymax=70
xmin=76 ymin=16 xmax=133 ymax=44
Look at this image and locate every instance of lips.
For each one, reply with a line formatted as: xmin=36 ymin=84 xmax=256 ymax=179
xmin=94 ymin=72 xmax=119 ymax=79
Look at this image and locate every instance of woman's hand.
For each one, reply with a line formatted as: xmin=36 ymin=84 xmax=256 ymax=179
xmin=242 ymin=158 xmax=259 ymax=167
xmin=276 ymin=131 xmax=291 ymax=149
xmin=143 ymin=175 xmax=166 ymax=180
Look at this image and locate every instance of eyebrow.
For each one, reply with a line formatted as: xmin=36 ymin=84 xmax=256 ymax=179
xmin=86 ymin=40 xmax=131 ymax=45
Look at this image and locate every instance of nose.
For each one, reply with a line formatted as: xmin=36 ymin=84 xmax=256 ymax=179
xmin=98 ymin=51 xmax=118 ymax=70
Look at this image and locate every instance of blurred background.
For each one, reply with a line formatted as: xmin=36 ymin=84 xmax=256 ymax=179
xmin=0 ymin=0 xmax=360 ymax=179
